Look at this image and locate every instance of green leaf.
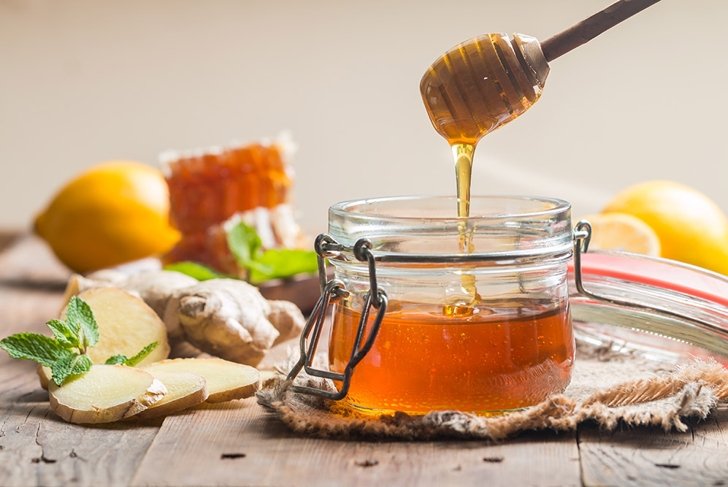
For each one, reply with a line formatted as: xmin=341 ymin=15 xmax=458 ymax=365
xmin=50 ymin=354 xmax=92 ymax=386
xmin=105 ymin=354 xmax=127 ymax=365
xmin=248 ymin=249 xmax=318 ymax=284
xmin=104 ymin=342 xmax=157 ymax=366
xmin=65 ymin=296 xmax=99 ymax=349
xmin=164 ymin=262 xmax=221 ymax=281
xmin=0 ymin=333 xmax=71 ymax=367
xmin=226 ymin=221 xmax=262 ymax=267
xmin=225 ymin=221 xmax=318 ymax=284
xmin=124 ymin=342 xmax=158 ymax=366
xmin=46 ymin=319 xmax=79 ymax=348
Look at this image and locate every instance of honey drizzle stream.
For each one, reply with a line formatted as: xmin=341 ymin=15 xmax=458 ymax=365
xmin=420 ymin=34 xmax=548 ymax=317
xmin=454 ymin=143 xmax=475 ymax=230
xmin=445 ymin=142 xmax=479 ymax=317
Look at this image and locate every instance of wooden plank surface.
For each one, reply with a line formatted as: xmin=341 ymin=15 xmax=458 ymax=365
xmin=579 ymin=408 xmax=728 ymax=487
xmin=0 ymin=234 xmax=726 ymax=487
xmin=131 ymin=401 xmax=581 ymax=487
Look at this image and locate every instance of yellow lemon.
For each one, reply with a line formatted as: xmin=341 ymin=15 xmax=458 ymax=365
xmin=34 ymin=161 xmax=180 ymax=273
xmin=579 ymin=213 xmax=661 ymax=256
xmin=602 ymin=181 xmax=728 ymax=275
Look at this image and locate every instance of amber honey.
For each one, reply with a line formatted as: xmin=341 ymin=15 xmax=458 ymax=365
xmin=420 ymin=33 xmax=546 ymax=145
xmin=304 ymin=34 xmax=562 ymax=414
xmin=165 ymin=142 xmax=291 ymax=235
xmin=420 ymin=32 xmax=548 ymax=232
xmin=329 ymin=302 xmax=574 ymax=414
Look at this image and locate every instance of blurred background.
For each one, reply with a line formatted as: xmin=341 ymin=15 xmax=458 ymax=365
xmin=1 ymin=0 xmax=726 ymax=235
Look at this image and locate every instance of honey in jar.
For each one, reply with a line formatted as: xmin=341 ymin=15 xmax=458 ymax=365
xmin=330 ymin=302 xmax=572 ymax=414
xmin=303 ymin=35 xmax=563 ymax=415
xmin=325 ymin=196 xmax=575 ymax=414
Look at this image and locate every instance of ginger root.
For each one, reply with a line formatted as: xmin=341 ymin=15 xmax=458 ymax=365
xmin=64 ymin=271 xmax=306 ymax=366
xmin=171 ymin=279 xmax=277 ymax=365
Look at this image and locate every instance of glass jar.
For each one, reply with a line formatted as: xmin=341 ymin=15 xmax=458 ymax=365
xmin=319 ymin=195 xmax=574 ymax=414
xmin=287 ymin=195 xmax=728 ymax=416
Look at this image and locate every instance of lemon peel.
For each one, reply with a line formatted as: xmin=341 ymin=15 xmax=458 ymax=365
xmin=34 ymin=161 xmax=179 ymax=273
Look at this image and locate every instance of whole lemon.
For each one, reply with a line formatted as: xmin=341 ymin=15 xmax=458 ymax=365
xmin=603 ymin=180 xmax=728 ymax=275
xmin=34 ymin=161 xmax=180 ymax=273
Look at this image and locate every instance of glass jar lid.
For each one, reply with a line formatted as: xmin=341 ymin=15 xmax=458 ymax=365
xmin=569 ymin=250 xmax=728 ymax=362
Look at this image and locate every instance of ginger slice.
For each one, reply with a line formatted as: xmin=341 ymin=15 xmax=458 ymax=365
xmin=143 ymin=358 xmax=259 ymax=403
xmin=65 ymin=271 xmax=198 ymax=340
xmin=135 ymin=371 xmax=208 ymax=420
xmin=49 ymin=365 xmax=166 ymax=424
xmin=71 ymin=288 xmax=170 ymax=365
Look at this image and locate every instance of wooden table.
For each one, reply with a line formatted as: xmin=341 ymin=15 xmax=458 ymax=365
xmin=1 ymin=235 xmax=726 ymax=487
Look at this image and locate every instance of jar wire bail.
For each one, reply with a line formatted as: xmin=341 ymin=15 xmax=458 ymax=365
xmin=287 ymin=235 xmax=388 ymax=400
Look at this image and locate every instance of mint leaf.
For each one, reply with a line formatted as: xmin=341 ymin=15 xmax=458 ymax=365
xmin=51 ymin=353 xmax=92 ymax=386
xmin=105 ymin=354 xmax=127 ymax=365
xmin=0 ymin=333 xmax=71 ymax=367
xmin=2 ymin=297 xmax=100 ymax=386
xmin=164 ymin=262 xmax=221 ymax=281
xmin=104 ymin=342 xmax=157 ymax=366
xmin=65 ymin=296 xmax=99 ymax=349
xmin=125 ymin=342 xmax=158 ymax=366
xmin=225 ymin=222 xmax=318 ymax=284
xmin=46 ymin=319 xmax=79 ymax=348
xmin=248 ymin=249 xmax=318 ymax=284
xmin=226 ymin=221 xmax=262 ymax=268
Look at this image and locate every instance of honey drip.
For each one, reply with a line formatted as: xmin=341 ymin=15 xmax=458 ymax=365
xmin=421 ymin=33 xmax=548 ymax=316
xmin=448 ymin=142 xmax=479 ymax=316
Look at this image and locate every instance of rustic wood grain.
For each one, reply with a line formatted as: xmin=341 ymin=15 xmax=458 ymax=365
xmin=578 ymin=408 xmax=728 ymax=487
xmin=0 ymin=235 xmax=69 ymax=286
xmin=132 ymin=400 xmax=581 ymax=487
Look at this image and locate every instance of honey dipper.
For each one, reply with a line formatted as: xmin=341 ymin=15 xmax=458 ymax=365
xmin=421 ymin=0 xmax=662 ymax=144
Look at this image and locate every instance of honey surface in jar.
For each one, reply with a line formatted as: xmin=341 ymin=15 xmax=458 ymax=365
xmin=329 ymin=302 xmax=573 ymax=414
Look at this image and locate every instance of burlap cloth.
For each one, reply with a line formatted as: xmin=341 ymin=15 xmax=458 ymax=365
xmin=256 ymin=341 xmax=728 ymax=441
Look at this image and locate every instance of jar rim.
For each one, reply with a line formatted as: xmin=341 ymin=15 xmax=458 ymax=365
xmin=327 ymin=194 xmax=574 ymax=263
xmin=329 ymin=195 xmax=571 ymax=223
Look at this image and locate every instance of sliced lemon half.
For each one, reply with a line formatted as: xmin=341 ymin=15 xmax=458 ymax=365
xmin=578 ymin=212 xmax=661 ymax=256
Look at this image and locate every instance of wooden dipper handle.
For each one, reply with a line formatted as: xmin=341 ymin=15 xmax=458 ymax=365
xmin=541 ymin=0 xmax=662 ymax=62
